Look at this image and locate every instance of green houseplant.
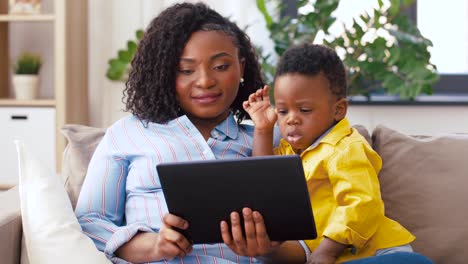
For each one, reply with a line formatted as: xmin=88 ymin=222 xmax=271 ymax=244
xmin=106 ymin=29 xmax=144 ymax=82
xmin=13 ymin=52 xmax=42 ymax=75
xmin=256 ymin=0 xmax=439 ymax=100
xmin=12 ymin=52 xmax=42 ymax=100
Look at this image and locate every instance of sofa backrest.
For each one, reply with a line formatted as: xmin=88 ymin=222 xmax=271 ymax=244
xmin=61 ymin=125 xmax=105 ymax=209
xmin=61 ymin=124 xmax=468 ymax=264
xmin=372 ymin=125 xmax=468 ymax=264
xmin=61 ymin=124 xmax=372 ymax=209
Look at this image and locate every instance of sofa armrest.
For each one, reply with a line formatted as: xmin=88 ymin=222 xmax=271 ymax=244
xmin=0 ymin=186 xmax=22 ymax=264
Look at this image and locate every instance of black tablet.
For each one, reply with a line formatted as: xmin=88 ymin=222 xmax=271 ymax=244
xmin=157 ymin=155 xmax=317 ymax=244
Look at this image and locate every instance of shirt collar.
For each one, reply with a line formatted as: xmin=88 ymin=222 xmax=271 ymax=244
xmin=320 ymin=118 xmax=352 ymax=146
xmin=210 ymin=113 xmax=239 ymax=140
xmin=279 ymin=118 xmax=352 ymax=154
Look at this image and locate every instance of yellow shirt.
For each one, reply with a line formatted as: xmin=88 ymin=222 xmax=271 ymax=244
xmin=275 ymin=118 xmax=415 ymax=262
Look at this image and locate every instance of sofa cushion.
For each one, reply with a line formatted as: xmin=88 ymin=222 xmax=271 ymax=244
xmin=15 ymin=140 xmax=111 ymax=264
xmin=353 ymin=124 xmax=371 ymax=144
xmin=61 ymin=124 xmax=105 ymax=209
xmin=0 ymin=186 xmax=21 ymax=264
xmin=372 ymin=125 xmax=468 ymax=264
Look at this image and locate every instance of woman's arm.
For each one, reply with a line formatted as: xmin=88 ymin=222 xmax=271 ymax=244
xmin=75 ymin=130 xmax=130 ymax=251
xmin=115 ymin=214 xmax=192 ymax=262
xmin=75 ymin=127 xmax=192 ymax=262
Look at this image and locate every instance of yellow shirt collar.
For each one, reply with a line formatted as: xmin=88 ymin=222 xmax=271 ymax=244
xmin=320 ymin=118 xmax=352 ymax=146
xmin=278 ymin=118 xmax=352 ymax=154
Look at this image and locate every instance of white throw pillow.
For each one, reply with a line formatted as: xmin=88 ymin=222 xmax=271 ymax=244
xmin=15 ymin=140 xmax=111 ymax=264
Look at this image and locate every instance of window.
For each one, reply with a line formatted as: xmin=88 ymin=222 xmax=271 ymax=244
xmin=282 ymin=0 xmax=468 ymax=98
xmin=414 ymin=0 xmax=468 ymax=94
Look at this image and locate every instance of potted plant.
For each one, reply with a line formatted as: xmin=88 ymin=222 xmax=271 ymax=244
xmin=256 ymin=0 xmax=439 ymax=100
xmin=106 ymin=29 xmax=144 ymax=82
xmin=12 ymin=52 xmax=42 ymax=100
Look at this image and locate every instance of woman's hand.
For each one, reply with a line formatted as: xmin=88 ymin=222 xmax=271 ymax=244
xmin=116 ymin=213 xmax=192 ymax=262
xmin=153 ymin=213 xmax=193 ymax=260
xmin=220 ymin=207 xmax=281 ymax=257
xmin=243 ymin=85 xmax=277 ymax=132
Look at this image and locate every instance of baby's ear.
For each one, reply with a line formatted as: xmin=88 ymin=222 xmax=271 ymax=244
xmin=334 ymin=98 xmax=348 ymax=120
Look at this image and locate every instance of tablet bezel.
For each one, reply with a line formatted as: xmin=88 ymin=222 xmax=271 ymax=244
xmin=157 ymin=155 xmax=317 ymax=244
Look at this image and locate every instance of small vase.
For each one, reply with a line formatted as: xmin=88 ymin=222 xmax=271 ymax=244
xmin=12 ymin=74 xmax=39 ymax=100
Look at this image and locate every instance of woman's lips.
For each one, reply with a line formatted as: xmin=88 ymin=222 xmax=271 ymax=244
xmin=192 ymin=93 xmax=221 ymax=104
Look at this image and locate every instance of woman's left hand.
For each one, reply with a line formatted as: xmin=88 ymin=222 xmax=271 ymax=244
xmin=220 ymin=207 xmax=282 ymax=257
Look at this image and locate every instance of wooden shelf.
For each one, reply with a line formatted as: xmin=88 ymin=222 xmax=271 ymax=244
xmin=0 ymin=98 xmax=56 ymax=107
xmin=0 ymin=14 xmax=55 ymax=22
xmin=0 ymin=0 xmax=88 ymax=173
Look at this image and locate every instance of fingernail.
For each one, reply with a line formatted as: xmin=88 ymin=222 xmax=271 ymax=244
xmin=244 ymin=207 xmax=253 ymax=214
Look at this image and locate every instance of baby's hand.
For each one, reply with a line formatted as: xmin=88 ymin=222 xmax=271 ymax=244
xmin=243 ymin=85 xmax=277 ymax=131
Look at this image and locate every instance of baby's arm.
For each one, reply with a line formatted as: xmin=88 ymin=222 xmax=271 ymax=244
xmin=307 ymin=237 xmax=346 ymax=264
xmin=311 ymin=142 xmax=384 ymax=262
xmin=243 ymin=86 xmax=277 ymax=156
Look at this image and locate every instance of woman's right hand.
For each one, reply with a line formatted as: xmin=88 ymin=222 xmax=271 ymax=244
xmin=153 ymin=213 xmax=193 ymax=260
xmin=115 ymin=213 xmax=192 ymax=262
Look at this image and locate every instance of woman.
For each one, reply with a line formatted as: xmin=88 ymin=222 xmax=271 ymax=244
xmin=75 ymin=2 xmax=307 ymax=263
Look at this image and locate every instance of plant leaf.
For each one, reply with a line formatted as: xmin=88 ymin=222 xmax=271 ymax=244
xmin=389 ymin=0 xmax=400 ymax=16
xmin=118 ymin=50 xmax=132 ymax=63
xmin=127 ymin=41 xmax=137 ymax=54
xmin=256 ymin=0 xmax=273 ymax=29
xmin=136 ymin=29 xmax=144 ymax=40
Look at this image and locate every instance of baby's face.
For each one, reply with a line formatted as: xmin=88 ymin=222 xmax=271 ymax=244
xmin=274 ymin=73 xmax=342 ymax=154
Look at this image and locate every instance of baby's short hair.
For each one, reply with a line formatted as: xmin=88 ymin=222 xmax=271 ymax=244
xmin=275 ymin=44 xmax=347 ymax=98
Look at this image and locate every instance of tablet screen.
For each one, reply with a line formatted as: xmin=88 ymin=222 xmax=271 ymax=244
xmin=157 ymin=155 xmax=317 ymax=244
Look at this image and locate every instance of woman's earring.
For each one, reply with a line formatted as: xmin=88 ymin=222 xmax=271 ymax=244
xmin=240 ymin=77 xmax=244 ymax=87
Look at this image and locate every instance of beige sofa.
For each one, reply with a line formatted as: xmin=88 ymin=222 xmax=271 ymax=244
xmin=1 ymin=124 xmax=467 ymax=264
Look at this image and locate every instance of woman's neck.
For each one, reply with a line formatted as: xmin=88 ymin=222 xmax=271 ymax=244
xmin=187 ymin=113 xmax=229 ymax=141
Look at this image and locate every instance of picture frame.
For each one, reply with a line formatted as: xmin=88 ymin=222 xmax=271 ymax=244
xmin=9 ymin=0 xmax=41 ymax=15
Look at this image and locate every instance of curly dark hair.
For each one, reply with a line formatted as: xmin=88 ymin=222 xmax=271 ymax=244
xmin=123 ymin=2 xmax=263 ymax=124
xmin=274 ymin=44 xmax=347 ymax=98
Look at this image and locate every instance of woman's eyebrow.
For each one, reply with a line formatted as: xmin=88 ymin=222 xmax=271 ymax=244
xmin=179 ymin=57 xmax=195 ymax=63
xmin=211 ymin=52 xmax=233 ymax=60
xmin=179 ymin=52 xmax=233 ymax=63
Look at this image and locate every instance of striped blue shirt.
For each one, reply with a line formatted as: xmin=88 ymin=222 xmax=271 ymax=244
xmin=75 ymin=113 xmax=283 ymax=264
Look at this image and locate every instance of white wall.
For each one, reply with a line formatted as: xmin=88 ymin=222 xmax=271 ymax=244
xmin=347 ymin=105 xmax=468 ymax=135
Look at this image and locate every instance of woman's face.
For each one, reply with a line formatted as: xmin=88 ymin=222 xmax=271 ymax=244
xmin=176 ymin=30 xmax=244 ymax=124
